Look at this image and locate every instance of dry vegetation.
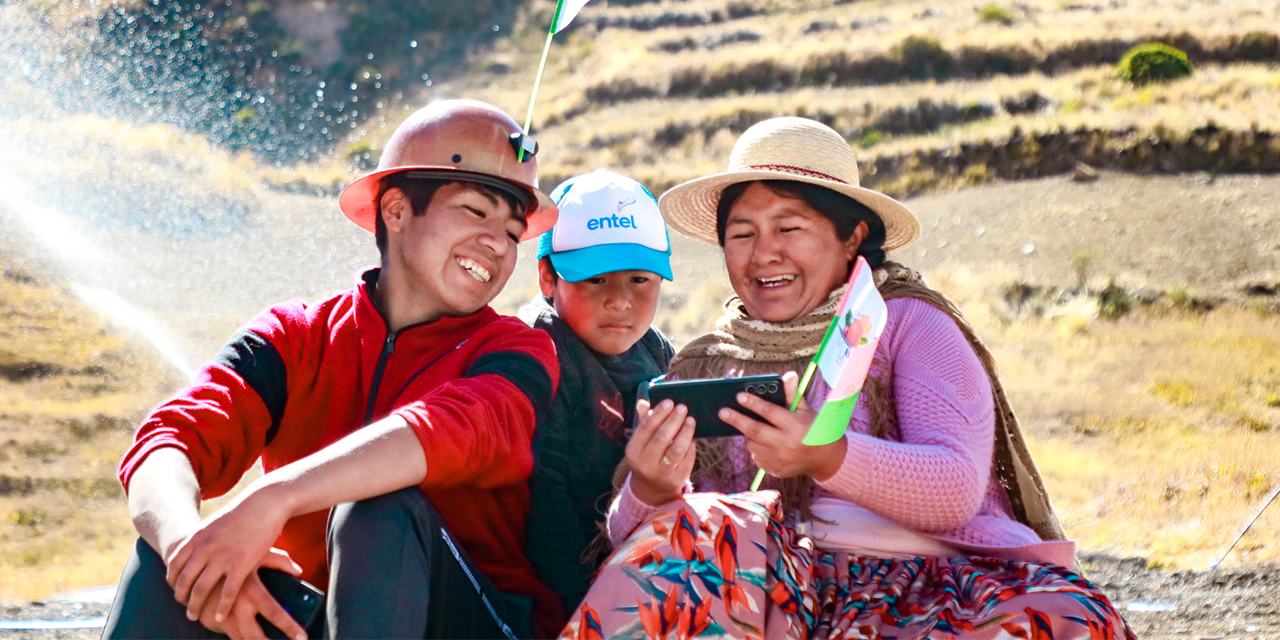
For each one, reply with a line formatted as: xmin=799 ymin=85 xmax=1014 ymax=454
xmin=340 ymin=0 xmax=1280 ymax=197
xmin=931 ymin=270 xmax=1280 ymax=568
xmin=0 ymin=259 xmax=179 ymax=600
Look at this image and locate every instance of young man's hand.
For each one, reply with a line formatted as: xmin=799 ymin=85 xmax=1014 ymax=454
xmin=187 ymin=567 xmax=306 ymax=640
xmin=165 ymin=487 xmax=307 ymax=640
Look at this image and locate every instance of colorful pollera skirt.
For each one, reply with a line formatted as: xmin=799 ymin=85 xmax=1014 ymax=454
xmin=560 ymin=492 xmax=1134 ymax=640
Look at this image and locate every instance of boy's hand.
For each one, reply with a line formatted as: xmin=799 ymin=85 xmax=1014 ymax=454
xmin=719 ymin=371 xmax=847 ymax=481
xmin=166 ymin=487 xmax=307 ymax=640
xmin=625 ymin=399 xmax=695 ymax=506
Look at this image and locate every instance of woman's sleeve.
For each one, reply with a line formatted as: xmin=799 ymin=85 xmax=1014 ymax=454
xmin=606 ymin=474 xmax=660 ymax=547
xmin=816 ymin=297 xmax=996 ymax=532
xmin=606 ymin=473 xmax=697 ymax=548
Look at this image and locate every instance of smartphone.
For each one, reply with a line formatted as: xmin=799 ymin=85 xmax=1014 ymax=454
xmin=645 ymin=374 xmax=786 ymax=438
xmin=257 ymin=567 xmax=324 ymax=639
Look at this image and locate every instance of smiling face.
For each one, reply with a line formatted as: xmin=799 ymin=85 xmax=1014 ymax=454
xmin=721 ymin=182 xmax=862 ymax=323
xmin=538 ymin=259 xmax=662 ymax=355
xmin=381 ymin=181 xmax=526 ymax=326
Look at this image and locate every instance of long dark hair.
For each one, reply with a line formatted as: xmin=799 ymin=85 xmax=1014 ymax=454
xmin=714 ymin=180 xmax=887 ymax=268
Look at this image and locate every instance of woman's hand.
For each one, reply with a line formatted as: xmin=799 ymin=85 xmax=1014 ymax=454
xmin=719 ymin=371 xmax=847 ymax=481
xmin=165 ymin=484 xmax=307 ymax=640
xmin=625 ymin=399 xmax=696 ymax=506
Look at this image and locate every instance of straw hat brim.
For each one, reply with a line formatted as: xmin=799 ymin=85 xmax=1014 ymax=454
xmin=338 ymin=165 xmax=558 ymax=242
xmin=658 ymin=170 xmax=921 ymax=251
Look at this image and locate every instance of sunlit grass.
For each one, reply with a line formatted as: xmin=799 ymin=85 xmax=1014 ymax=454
xmin=429 ymin=0 xmax=1280 ymax=131
xmin=0 ymin=270 xmax=178 ymax=601
xmin=983 ymin=302 xmax=1280 ymax=568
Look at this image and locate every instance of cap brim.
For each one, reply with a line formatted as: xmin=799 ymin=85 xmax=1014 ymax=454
xmin=658 ymin=171 xmax=921 ymax=251
xmin=548 ymin=243 xmax=674 ymax=282
xmin=338 ymin=165 xmax=558 ymax=242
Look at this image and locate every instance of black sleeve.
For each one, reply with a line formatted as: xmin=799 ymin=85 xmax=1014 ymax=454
xmin=465 ymin=350 xmax=555 ymax=423
xmin=213 ymin=329 xmax=288 ymax=443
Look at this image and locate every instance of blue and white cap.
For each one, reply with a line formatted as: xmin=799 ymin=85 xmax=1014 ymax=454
xmin=536 ymin=169 xmax=674 ymax=282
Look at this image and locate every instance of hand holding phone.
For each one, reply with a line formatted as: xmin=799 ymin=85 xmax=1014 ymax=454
xmin=645 ymin=374 xmax=786 ymax=438
xmin=256 ymin=567 xmax=323 ymax=639
xmin=625 ymin=393 xmax=697 ymax=506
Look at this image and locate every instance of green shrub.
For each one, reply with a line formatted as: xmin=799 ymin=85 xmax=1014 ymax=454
xmin=1071 ymin=249 xmax=1095 ymax=291
xmin=976 ymin=4 xmax=1014 ymax=26
xmin=857 ymin=128 xmax=883 ymax=148
xmin=1116 ymin=43 xmax=1193 ymax=86
xmin=1166 ymin=284 xmax=1196 ymax=309
xmin=896 ymin=36 xmax=953 ymax=80
xmin=345 ymin=140 xmax=377 ymax=171
xmin=1239 ymin=31 xmax=1280 ymax=61
xmin=233 ymin=108 xmax=260 ymax=125
xmin=1098 ymin=281 xmax=1134 ymax=319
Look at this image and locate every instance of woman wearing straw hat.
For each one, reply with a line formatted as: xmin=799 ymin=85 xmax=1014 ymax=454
xmin=557 ymin=118 xmax=1133 ymax=639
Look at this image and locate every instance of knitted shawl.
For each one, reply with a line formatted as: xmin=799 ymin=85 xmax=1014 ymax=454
xmin=671 ymin=262 xmax=1068 ymax=544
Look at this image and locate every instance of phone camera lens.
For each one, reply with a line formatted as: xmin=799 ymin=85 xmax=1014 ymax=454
xmin=768 ymin=383 xmax=779 ymax=393
xmin=746 ymin=384 xmax=759 ymax=394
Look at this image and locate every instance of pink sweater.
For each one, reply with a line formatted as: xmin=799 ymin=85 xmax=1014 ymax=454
xmin=609 ymin=297 xmax=1076 ymax=567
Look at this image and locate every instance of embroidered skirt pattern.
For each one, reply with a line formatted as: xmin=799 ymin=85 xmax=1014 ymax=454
xmin=560 ymin=492 xmax=1134 ymax=640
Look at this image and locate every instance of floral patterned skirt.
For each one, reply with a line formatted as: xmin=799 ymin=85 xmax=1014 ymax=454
xmin=560 ymin=492 xmax=1134 ymax=640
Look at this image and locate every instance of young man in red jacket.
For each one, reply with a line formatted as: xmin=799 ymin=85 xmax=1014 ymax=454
xmin=102 ymin=99 xmax=565 ymax=639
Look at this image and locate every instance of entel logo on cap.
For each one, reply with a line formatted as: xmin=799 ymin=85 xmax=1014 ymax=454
xmin=586 ymin=198 xmax=640 ymax=230
xmin=587 ymin=214 xmax=637 ymax=231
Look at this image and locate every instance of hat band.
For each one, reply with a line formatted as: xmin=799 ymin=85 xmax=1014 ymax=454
xmin=741 ymin=164 xmax=849 ymax=184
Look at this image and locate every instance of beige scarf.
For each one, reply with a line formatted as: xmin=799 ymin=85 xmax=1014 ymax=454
xmin=669 ymin=262 xmax=1068 ymax=543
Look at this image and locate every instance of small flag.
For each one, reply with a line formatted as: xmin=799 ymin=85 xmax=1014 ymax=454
xmin=799 ymin=256 xmax=886 ymax=446
xmin=552 ymin=0 xmax=593 ymax=33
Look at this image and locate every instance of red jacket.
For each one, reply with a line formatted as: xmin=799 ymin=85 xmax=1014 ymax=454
xmin=119 ymin=270 xmax=564 ymax=633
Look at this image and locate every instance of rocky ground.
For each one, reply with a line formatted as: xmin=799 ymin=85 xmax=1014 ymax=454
xmin=0 ymin=554 xmax=1277 ymax=638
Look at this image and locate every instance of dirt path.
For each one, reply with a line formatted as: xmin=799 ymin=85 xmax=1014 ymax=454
xmin=1085 ymin=554 xmax=1280 ymax=639
xmin=899 ymin=171 xmax=1280 ymax=294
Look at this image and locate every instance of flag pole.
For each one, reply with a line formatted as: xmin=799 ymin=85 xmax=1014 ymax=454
xmin=518 ymin=0 xmax=565 ymax=162
xmin=1210 ymin=482 xmax=1280 ymax=569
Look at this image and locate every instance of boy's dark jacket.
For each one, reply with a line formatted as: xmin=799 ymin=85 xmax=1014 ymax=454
xmin=519 ymin=294 xmax=674 ymax=613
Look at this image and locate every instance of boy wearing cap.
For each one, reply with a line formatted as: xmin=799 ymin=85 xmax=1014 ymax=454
xmin=103 ymin=100 xmax=565 ymax=639
xmin=518 ymin=169 xmax=674 ymax=613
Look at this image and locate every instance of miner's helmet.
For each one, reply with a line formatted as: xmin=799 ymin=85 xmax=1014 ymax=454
xmin=338 ymin=99 xmax=557 ymax=241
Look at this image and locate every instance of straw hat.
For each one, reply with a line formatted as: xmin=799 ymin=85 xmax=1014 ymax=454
xmin=659 ymin=117 xmax=921 ymax=250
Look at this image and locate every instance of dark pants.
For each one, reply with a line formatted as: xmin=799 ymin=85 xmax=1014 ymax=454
xmin=101 ymin=488 xmax=530 ymax=639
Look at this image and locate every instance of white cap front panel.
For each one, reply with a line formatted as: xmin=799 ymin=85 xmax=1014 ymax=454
xmin=550 ymin=170 xmax=669 ymax=254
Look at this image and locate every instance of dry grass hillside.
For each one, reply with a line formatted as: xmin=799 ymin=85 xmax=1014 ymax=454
xmin=0 ymin=250 xmax=180 ymax=600
xmin=333 ymin=0 xmax=1280 ymax=194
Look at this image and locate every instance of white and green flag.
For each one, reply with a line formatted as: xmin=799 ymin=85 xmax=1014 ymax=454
xmin=552 ymin=0 xmax=593 ymax=33
xmin=800 ymin=256 xmax=887 ymax=445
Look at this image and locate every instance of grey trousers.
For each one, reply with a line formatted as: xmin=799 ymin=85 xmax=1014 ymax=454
xmin=101 ymin=488 xmax=531 ymax=639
